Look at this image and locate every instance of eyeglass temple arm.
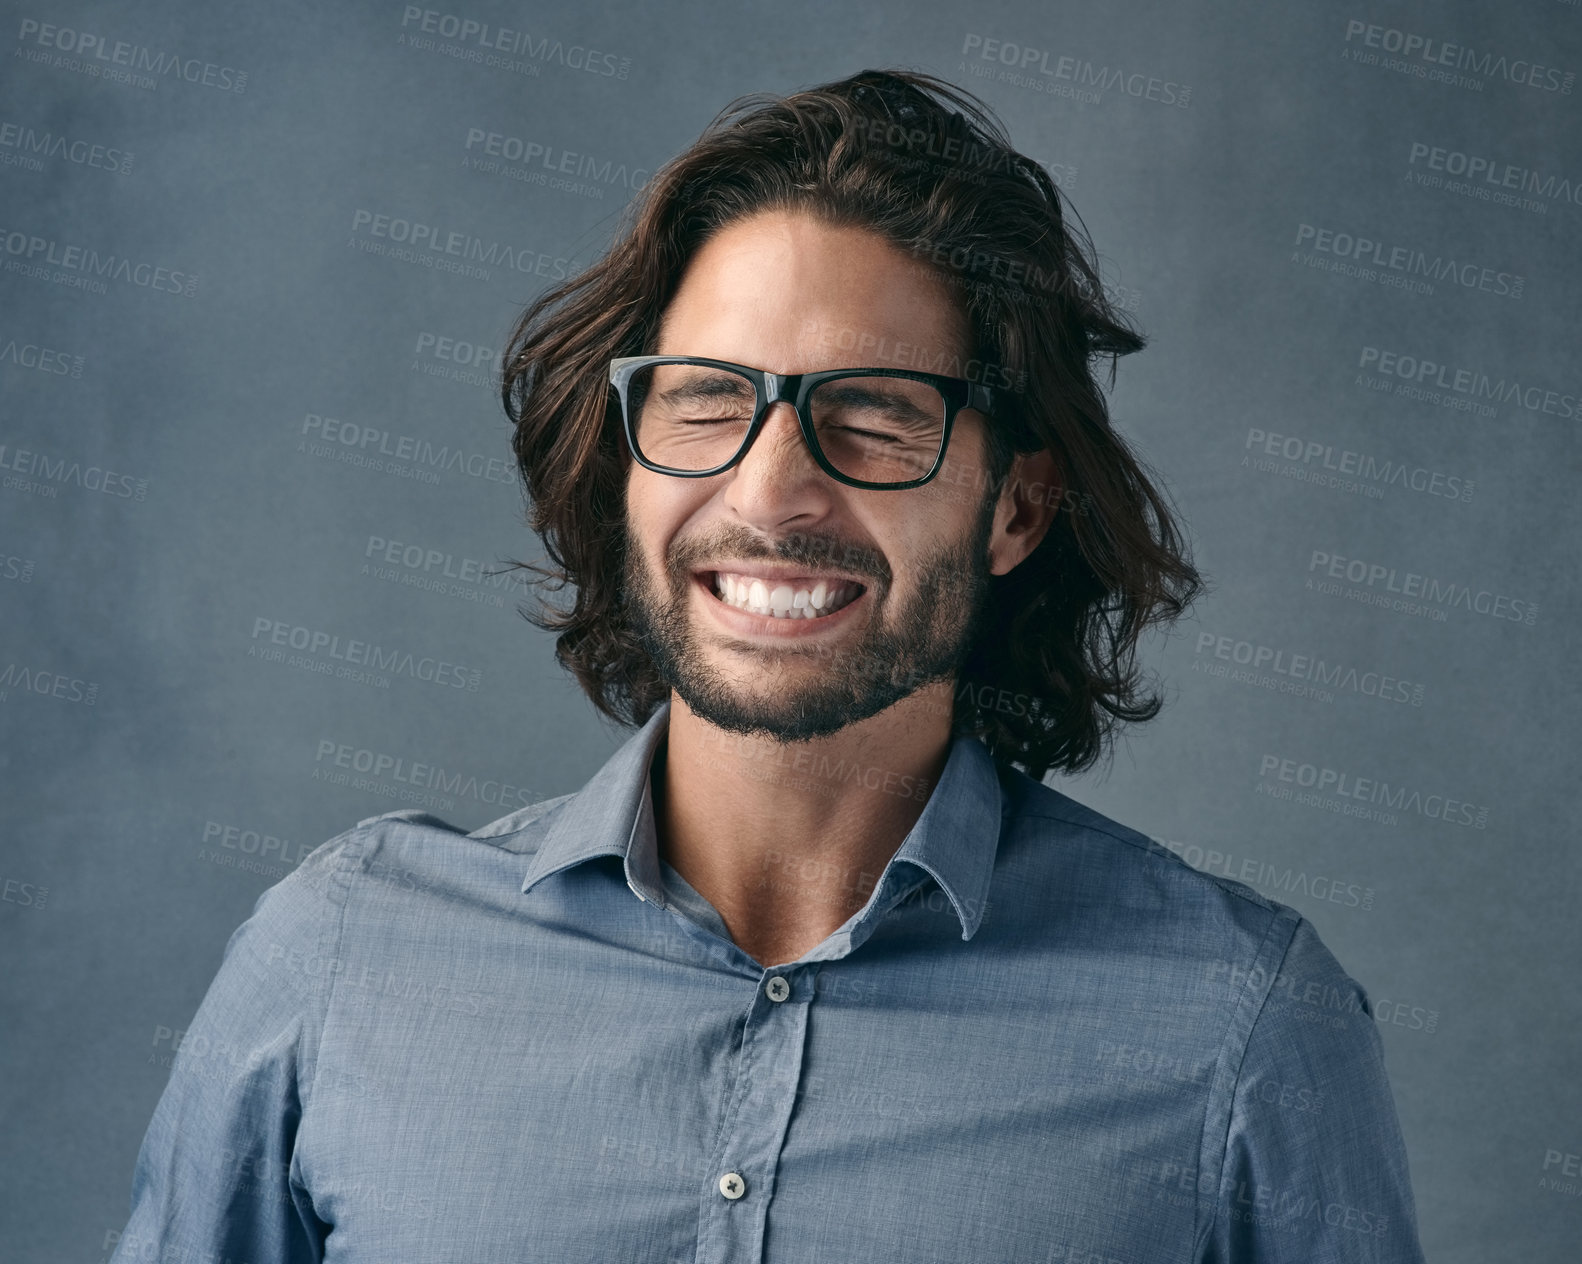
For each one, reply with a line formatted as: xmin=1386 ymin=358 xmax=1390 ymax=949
xmin=966 ymin=381 xmax=997 ymax=417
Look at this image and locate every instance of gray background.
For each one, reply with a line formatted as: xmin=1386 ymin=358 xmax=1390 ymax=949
xmin=2 ymin=1 xmax=1579 ymax=1260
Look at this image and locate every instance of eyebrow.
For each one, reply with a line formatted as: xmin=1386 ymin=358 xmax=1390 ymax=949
xmin=651 ymin=370 xmax=757 ymax=407
xmin=814 ymin=381 xmax=937 ymax=423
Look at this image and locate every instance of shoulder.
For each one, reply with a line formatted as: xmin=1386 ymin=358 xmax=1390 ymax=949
xmin=995 ymin=762 xmax=1295 ymax=941
xmin=312 ymin=794 xmax=579 ymax=900
xmin=982 ymin=762 xmax=1388 ymax=1058
xmin=212 ymin=795 xmax=577 ymax=1013
xmin=243 ymin=793 xmax=575 ymax=933
xmin=998 ymin=766 xmax=1386 ymax=1065
xmin=324 ymin=793 xmax=578 ymax=868
xmin=1240 ymin=911 xmax=1383 ymax=1059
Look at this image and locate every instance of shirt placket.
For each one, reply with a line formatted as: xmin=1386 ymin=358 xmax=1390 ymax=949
xmin=687 ymin=864 xmax=935 ymax=1264
xmin=694 ymin=966 xmax=815 ymax=1264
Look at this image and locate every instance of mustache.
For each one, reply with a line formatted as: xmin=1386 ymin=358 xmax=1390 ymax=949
xmin=665 ymin=526 xmax=892 ymax=585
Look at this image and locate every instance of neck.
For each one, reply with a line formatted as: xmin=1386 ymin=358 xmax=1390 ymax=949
xmin=652 ymin=684 xmax=955 ymax=968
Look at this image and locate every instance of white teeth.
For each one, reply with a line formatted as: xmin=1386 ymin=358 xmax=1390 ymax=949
xmin=710 ymin=571 xmax=859 ymax=620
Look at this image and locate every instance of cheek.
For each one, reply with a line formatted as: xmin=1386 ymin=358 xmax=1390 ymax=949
xmin=626 ymin=468 xmax=682 ymax=536
xmin=622 ymin=476 xmax=667 ymax=580
xmin=625 ymin=472 xmax=714 ymax=567
xmin=866 ymin=504 xmax=958 ymax=589
xmin=908 ymin=479 xmax=984 ymax=545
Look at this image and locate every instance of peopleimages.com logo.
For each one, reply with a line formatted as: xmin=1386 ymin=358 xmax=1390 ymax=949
xmin=1293 ymin=223 xmax=1522 ymax=299
xmin=397 ymin=7 xmax=630 ymax=78
xmin=1343 ymin=20 xmax=1574 ymax=95
xmin=1258 ymin=754 xmax=1489 ymax=829
xmin=1306 ymin=550 xmax=1537 ymax=625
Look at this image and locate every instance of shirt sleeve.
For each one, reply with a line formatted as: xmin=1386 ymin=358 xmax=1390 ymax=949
xmin=107 ymin=830 xmax=366 ymax=1264
xmin=1202 ymin=915 xmax=1427 ymax=1263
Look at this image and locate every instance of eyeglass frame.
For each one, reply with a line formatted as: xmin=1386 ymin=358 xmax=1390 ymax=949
xmin=608 ymin=354 xmax=1000 ymax=491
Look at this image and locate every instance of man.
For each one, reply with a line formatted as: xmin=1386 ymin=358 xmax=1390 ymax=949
xmin=110 ymin=70 xmax=1426 ymax=1262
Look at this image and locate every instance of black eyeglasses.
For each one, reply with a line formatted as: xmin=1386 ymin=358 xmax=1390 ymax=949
xmin=608 ymin=355 xmax=999 ymax=490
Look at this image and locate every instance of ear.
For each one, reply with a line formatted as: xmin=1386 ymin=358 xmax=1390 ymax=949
xmin=987 ymin=448 xmax=1063 ymax=576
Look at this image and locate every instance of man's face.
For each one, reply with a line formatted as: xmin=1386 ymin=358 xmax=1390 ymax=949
xmin=621 ymin=208 xmax=1004 ymax=743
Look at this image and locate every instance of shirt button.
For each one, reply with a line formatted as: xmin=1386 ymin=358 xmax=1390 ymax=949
xmin=718 ymin=1171 xmax=746 ymax=1199
xmin=765 ymin=975 xmax=790 ymax=1002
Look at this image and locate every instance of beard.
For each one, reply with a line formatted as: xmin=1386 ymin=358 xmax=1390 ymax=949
xmin=621 ymin=496 xmax=998 ymax=743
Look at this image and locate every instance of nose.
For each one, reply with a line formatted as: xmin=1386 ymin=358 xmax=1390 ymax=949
xmin=721 ymin=399 xmax=835 ymax=528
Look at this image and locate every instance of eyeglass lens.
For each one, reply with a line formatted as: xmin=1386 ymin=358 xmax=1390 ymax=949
xmin=627 ymin=362 xmax=947 ymax=485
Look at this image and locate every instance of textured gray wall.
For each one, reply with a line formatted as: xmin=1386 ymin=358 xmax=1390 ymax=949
xmin=2 ymin=1 xmax=1579 ymax=1260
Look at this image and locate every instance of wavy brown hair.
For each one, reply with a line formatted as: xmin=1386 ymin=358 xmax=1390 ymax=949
xmin=499 ymin=68 xmax=1204 ymax=780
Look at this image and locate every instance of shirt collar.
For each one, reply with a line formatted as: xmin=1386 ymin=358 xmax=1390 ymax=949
xmin=521 ymin=699 xmax=1005 ymax=941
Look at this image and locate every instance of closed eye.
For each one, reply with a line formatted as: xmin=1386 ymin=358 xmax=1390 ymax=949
xmin=834 ymin=425 xmax=904 ymax=443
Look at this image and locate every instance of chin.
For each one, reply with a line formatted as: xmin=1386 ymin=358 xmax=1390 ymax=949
xmin=671 ymin=673 xmax=916 ymax=744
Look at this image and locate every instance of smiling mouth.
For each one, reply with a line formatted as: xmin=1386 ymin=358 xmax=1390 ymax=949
xmin=701 ymin=570 xmax=866 ymax=620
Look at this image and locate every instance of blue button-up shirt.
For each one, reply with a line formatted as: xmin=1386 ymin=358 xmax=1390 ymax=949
xmin=110 ymin=700 xmax=1425 ymax=1263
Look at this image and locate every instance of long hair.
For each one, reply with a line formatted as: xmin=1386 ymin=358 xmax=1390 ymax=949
xmin=499 ymin=68 xmax=1204 ymax=780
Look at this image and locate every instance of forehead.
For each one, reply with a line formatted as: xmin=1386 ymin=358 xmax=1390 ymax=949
xmin=655 ymin=208 xmax=970 ymax=374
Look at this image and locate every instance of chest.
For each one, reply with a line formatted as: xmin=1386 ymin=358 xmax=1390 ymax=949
xmin=298 ymin=939 xmax=1216 ymax=1263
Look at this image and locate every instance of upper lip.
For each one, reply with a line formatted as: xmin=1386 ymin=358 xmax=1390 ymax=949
xmin=694 ymin=564 xmax=870 ymax=587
